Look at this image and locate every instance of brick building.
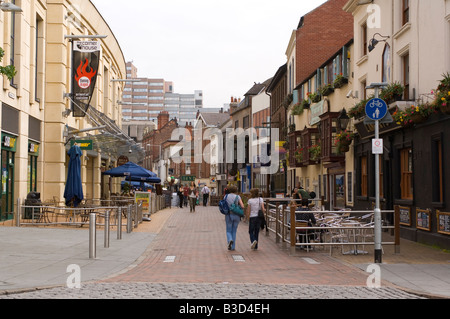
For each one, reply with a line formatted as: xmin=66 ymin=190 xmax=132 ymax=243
xmin=295 ymin=0 xmax=354 ymax=85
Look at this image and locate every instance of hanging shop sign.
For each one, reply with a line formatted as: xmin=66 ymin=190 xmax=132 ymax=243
xmin=28 ymin=142 xmax=40 ymax=156
xmin=2 ymin=133 xmax=17 ymax=152
xmin=70 ymin=139 xmax=93 ymax=151
xmin=71 ymin=41 xmax=101 ymax=117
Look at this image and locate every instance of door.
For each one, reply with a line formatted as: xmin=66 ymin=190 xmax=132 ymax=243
xmin=1 ymin=150 xmax=15 ymax=221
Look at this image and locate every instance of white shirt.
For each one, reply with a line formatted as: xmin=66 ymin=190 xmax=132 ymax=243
xmin=247 ymin=197 xmax=263 ymax=218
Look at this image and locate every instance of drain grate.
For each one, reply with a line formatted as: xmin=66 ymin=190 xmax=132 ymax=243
xmin=163 ymin=256 xmax=176 ymax=263
xmin=302 ymin=257 xmax=320 ymax=265
xmin=232 ymin=255 xmax=245 ymax=262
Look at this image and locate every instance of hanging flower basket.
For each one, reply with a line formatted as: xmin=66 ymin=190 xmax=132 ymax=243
xmin=335 ymin=130 xmax=355 ymax=147
xmin=380 ymin=82 xmax=404 ymax=104
xmin=392 ymin=103 xmax=436 ymax=127
xmin=338 ymin=144 xmax=350 ymax=153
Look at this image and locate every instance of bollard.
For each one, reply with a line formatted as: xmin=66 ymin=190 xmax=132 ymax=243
xmin=117 ymin=207 xmax=122 ymax=240
xmin=89 ymin=213 xmax=96 ymax=259
xmin=16 ymin=198 xmax=21 ymax=227
xmin=127 ymin=205 xmax=132 ymax=233
xmin=104 ymin=211 xmax=110 ymax=248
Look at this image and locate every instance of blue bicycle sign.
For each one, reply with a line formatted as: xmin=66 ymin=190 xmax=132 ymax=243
xmin=365 ymin=98 xmax=388 ymax=120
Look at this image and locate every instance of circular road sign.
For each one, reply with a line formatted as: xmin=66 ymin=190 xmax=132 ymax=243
xmin=365 ymin=98 xmax=388 ymax=121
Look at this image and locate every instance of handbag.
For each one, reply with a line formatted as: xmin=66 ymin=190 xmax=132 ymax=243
xmin=230 ymin=195 xmax=244 ymax=217
xmin=258 ymin=198 xmax=266 ymax=229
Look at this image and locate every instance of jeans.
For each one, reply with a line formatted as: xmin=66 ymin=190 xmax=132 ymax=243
xmin=189 ymin=197 xmax=196 ymax=212
xmin=225 ymin=213 xmax=240 ymax=250
xmin=249 ymin=217 xmax=262 ymax=248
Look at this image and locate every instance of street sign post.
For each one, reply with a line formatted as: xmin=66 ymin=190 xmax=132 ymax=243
xmin=365 ymin=83 xmax=389 ymax=264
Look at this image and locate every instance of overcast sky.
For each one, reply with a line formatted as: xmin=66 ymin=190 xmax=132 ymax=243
xmin=91 ymin=0 xmax=328 ymax=108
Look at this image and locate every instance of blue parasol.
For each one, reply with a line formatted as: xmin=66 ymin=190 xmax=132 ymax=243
xmin=103 ymin=162 xmax=160 ymax=183
xmin=64 ymin=145 xmax=84 ymax=207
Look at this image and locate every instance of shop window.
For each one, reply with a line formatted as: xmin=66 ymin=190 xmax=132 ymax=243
xmin=28 ymin=154 xmax=38 ymax=192
xmin=431 ymin=138 xmax=444 ymax=203
xmin=400 ymin=148 xmax=413 ymax=200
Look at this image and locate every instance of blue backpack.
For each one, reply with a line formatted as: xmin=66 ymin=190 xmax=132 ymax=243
xmin=219 ymin=194 xmax=230 ymax=215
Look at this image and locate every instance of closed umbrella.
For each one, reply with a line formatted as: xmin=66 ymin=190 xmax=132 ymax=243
xmin=64 ymin=145 xmax=84 ymax=207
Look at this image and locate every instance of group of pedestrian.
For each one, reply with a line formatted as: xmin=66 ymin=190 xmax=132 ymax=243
xmin=177 ymin=183 xmax=212 ymax=212
xmin=222 ymin=186 xmax=266 ymax=251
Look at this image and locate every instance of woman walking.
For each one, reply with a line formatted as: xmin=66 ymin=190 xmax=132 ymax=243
xmin=188 ymin=182 xmax=198 ymax=213
xmin=246 ymin=188 xmax=266 ymax=250
xmin=224 ymin=185 xmax=244 ymax=251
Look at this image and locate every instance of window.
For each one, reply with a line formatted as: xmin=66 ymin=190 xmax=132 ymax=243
xmin=361 ymin=156 xmax=368 ymax=197
xmin=382 ymin=44 xmax=391 ymax=83
xmin=432 ymin=137 xmax=444 ymax=203
xmin=402 ymin=0 xmax=410 ymax=25
xmin=34 ymin=16 xmax=44 ymax=102
xmin=361 ymin=80 xmax=367 ymax=100
xmin=403 ymin=53 xmax=410 ymax=100
xmin=243 ymin=116 xmax=249 ymax=129
xmin=28 ymin=154 xmax=38 ymax=192
xmin=400 ymin=148 xmax=413 ymax=200
xmin=10 ymin=0 xmax=17 ymax=87
xmin=362 ymin=23 xmax=368 ymax=56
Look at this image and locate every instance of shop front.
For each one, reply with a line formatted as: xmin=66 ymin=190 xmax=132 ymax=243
xmin=353 ymin=110 xmax=450 ymax=249
xmin=1 ymin=133 xmax=17 ymax=221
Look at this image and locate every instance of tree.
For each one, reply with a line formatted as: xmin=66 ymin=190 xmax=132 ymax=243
xmin=0 ymin=47 xmax=17 ymax=80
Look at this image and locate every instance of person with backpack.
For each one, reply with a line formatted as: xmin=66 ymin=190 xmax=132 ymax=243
xmin=223 ymin=185 xmax=244 ymax=251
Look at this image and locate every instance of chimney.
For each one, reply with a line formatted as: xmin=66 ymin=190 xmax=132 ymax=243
xmin=157 ymin=111 xmax=170 ymax=130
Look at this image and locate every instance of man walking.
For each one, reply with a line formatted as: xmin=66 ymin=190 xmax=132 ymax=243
xmin=202 ymin=185 xmax=210 ymax=206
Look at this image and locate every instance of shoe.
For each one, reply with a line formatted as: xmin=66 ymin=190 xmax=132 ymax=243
xmin=251 ymin=240 xmax=257 ymax=250
xmin=228 ymin=240 xmax=233 ymax=250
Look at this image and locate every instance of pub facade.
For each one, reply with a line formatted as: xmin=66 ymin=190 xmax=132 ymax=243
xmin=344 ymin=0 xmax=450 ymax=248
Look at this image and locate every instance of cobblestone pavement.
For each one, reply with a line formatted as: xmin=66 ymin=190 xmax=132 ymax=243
xmin=0 ymin=282 xmax=424 ymax=299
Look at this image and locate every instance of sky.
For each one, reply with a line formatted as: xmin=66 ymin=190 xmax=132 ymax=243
xmin=91 ymin=0 xmax=328 ymax=108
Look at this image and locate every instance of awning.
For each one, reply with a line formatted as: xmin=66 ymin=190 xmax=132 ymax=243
xmin=64 ymin=103 xmax=145 ymax=163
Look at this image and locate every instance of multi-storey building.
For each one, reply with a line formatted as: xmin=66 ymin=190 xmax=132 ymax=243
xmin=122 ymin=61 xmax=206 ymax=126
xmin=122 ymin=62 xmax=172 ymax=123
xmin=0 ymin=0 xmax=135 ymax=223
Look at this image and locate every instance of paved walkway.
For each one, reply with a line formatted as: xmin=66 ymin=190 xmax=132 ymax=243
xmin=0 ymin=205 xmax=449 ymax=299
